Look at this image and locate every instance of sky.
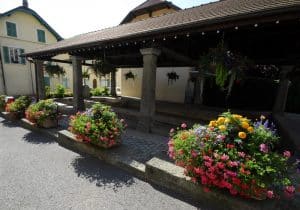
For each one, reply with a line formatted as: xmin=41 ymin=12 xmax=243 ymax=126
xmin=0 ymin=0 xmax=216 ymax=38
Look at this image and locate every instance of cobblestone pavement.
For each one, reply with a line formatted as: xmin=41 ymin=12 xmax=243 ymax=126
xmin=0 ymin=117 xmax=201 ymax=210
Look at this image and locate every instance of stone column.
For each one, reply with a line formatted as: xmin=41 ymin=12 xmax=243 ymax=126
xmin=110 ymin=70 xmax=117 ymax=97
xmin=35 ymin=60 xmax=45 ymax=100
xmin=71 ymin=56 xmax=85 ymax=112
xmin=273 ymin=66 xmax=293 ymax=114
xmin=137 ymin=48 xmax=161 ymax=132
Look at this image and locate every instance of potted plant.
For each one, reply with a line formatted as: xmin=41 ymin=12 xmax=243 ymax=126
xmin=168 ymin=112 xmax=295 ymax=200
xmin=45 ymin=62 xmax=65 ymax=77
xmin=167 ymin=71 xmax=179 ymax=85
xmin=25 ymin=99 xmax=58 ymax=128
xmin=124 ymin=71 xmax=136 ymax=80
xmin=68 ymin=103 xmax=126 ymax=148
xmin=0 ymin=95 xmax=6 ymax=112
xmin=5 ymin=96 xmax=31 ymax=120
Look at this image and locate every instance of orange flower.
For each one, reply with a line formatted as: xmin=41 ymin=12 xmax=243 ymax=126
xmin=241 ymin=121 xmax=249 ymax=129
xmin=247 ymin=126 xmax=254 ymax=133
xmin=238 ymin=132 xmax=247 ymax=139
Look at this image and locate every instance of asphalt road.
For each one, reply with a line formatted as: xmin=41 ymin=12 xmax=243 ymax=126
xmin=0 ymin=117 xmax=201 ymax=210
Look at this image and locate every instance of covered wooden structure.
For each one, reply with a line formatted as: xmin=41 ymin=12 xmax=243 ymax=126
xmin=25 ymin=0 xmax=300 ymax=132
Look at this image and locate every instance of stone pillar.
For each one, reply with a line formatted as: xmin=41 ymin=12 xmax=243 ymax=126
xmin=273 ymin=66 xmax=293 ymax=114
xmin=35 ymin=60 xmax=45 ymax=100
xmin=110 ymin=70 xmax=117 ymax=97
xmin=137 ymin=48 xmax=161 ymax=132
xmin=194 ymin=76 xmax=205 ymax=105
xmin=71 ymin=56 xmax=85 ymax=112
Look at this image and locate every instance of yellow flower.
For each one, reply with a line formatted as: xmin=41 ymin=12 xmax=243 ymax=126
xmin=209 ymin=120 xmax=217 ymax=127
xmin=247 ymin=126 xmax=254 ymax=133
xmin=218 ymin=125 xmax=227 ymax=132
xmin=241 ymin=121 xmax=249 ymax=129
xmin=217 ymin=117 xmax=225 ymax=124
xmin=233 ymin=114 xmax=242 ymax=119
xmin=238 ymin=132 xmax=247 ymax=139
xmin=225 ymin=118 xmax=231 ymax=124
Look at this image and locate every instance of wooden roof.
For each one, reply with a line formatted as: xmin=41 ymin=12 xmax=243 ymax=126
xmin=25 ymin=0 xmax=300 ymax=57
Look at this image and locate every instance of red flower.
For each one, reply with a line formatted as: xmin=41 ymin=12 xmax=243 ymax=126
xmin=267 ymin=190 xmax=274 ymax=199
xmin=283 ymin=150 xmax=291 ymax=158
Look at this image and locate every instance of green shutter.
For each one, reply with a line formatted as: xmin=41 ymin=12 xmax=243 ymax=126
xmin=3 ymin=46 xmax=10 ymax=64
xmin=6 ymin=22 xmax=17 ymax=37
xmin=20 ymin=49 xmax=26 ymax=64
xmin=37 ymin=30 xmax=45 ymax=43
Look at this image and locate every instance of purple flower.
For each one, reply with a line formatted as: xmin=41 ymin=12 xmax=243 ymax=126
xmin=260 ymin=144 xmax=269 ymax=153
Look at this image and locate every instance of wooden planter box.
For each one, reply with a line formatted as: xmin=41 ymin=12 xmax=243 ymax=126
xmin=6 ymin=111 xmax=23 ymax=121
xmin=39 ymin=118 xmax=58 ymax=129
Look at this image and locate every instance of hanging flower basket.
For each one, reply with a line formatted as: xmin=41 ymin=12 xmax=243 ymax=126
xmin=124 ymin=71 xmax=136 ymax=80
xmin=45 ymin=62 xmax=65 ymax=77
xmin=167 ymin=71 xmax=179 ymax=85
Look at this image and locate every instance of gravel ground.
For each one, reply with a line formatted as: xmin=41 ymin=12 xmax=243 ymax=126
xmin=0 ymin=117 xmax=203 ymax=210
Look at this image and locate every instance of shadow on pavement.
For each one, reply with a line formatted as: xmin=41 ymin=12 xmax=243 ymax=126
xmin=0 ymin=119 xmax=20 ymax=128
xmin=71 ymin=155 xmax=135 ymax=192
xmin=22 ymin=132 xmax=56 ymax=145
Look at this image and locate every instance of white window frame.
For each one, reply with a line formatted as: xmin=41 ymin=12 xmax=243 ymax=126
xmin=5 ymin=21 xmax=18 ymax=38
xmin=36 ymin=28 xmax=47 ymax=43
xmin=7 ymin=46 xmax=23 ymax=64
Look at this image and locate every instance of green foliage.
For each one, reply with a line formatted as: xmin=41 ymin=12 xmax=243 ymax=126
xmin=6 ymin=96 xmax=31 ymax=113
xmin=26 ymin=99 xmax=58 ymax=125
xmin=82 ymin=70 xmax=90 ymax=79
xmin=69 ymin=103 xmax=126 ymax=148
xmin=169 ymin=112 xmax=294 ymax=200
xmin=45 ymin=62 xmax=65 ymax=77
xmin=92 ymin=59 xmax=116 ymax=76
xmin=90 ymin=87 xmax=109 ymax=96
xmin=54 ymin=85 xmax=65 ymax=98
xmin=45 ymin=86 xmax=51 ymax=98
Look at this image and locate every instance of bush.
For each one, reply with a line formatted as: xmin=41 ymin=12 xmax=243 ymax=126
xmin=168 ymin=112 xmax=295 ymax=200
xmin=69 ymin=103 xmax=126 ymax=148
xmin=90 ymin=87 xmax=109 ymax=96
xmin=6 ymin=96 xmax=31 ymax=113
xmin=0 ymin=95 xmax=6 ymax=111
xmin=25 ymin=99 xmax=58 ymax=125
xmin=54 ymin=85 xmax=65 ymax=98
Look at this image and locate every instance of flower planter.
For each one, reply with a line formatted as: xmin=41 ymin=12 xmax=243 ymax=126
xmin=92 ymin=136 xmax=121 ymax=149
xmin=6 ymin=111 xmax=23 ymax=121
xmin=39 ymin=118 xmax=58 ymax=129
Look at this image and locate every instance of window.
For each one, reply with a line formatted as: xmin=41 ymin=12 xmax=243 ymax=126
xmin=6 ymin=22 xmax=17 ymax=37
xmin=2 ymin=46 xmax=26 ymax=64
xmin=63 ymin=77 xmax=69 ymax=88
xmin=37 ymin=29 xmax=46 ymax=43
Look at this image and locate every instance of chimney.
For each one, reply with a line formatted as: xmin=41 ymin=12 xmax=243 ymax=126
xmin=23 ymin=0 xmax=28 ymax=8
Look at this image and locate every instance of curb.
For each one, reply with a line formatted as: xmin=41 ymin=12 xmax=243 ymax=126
xmin=145 ymin=158 xmax=279 ymax=210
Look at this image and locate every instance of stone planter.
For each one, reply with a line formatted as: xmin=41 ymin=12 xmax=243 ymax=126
xmin=92 ymin=136 xmax=121 ymax=149
xmin=6 ymin=111 xmax=23 ymax=121
xmin=39 ymin=118 xmax=58 ymax=129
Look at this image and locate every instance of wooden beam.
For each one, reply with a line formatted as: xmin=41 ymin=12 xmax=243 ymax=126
xmin=40 ymin=58 xmax=94 ymax=67
xmin=161 ymin=47 xmax=198 ymax=66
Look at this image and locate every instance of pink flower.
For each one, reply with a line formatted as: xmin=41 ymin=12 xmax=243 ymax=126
xmin=283 ymin=150 xmax=291 ymax=158
xmin=169 ymin=128 xmax=175 ymax=133
xmin=238 ymin=152 xmax=245 ymax=158
xmin=285 ymin=186 xmax=295 ymax=194
xmin=267 ymin=190 xmax=274 ymax=199
xmin=259 ymin=144 xmax=269 ymax=153
xmin=221 ymin=154 xmax=229 ymax=161
xmin=178 ymin=149 xmax=184 ymax=155
xmin=181 ymin=123 xmax=187 ymax=129
xmin=217 ymin=162 xmax=225 ymax=169
xmin=228 ymin=161 xmax=239 ymax=167
xmin=191 ymin=150 xmax=198 ymax=158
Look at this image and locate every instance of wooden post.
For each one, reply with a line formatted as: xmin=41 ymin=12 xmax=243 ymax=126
xmin=110 ymin=70 xmax=117 ymax=97
xmin=35 ymin=60 xmax=45 ymax=100
xmin=137 ymin=48 xmax=161 ymax=132
xmin=273 ymin=66 xmax=293 ymax=114
xmin=71 ymin=56 xmax=85 ymax=112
